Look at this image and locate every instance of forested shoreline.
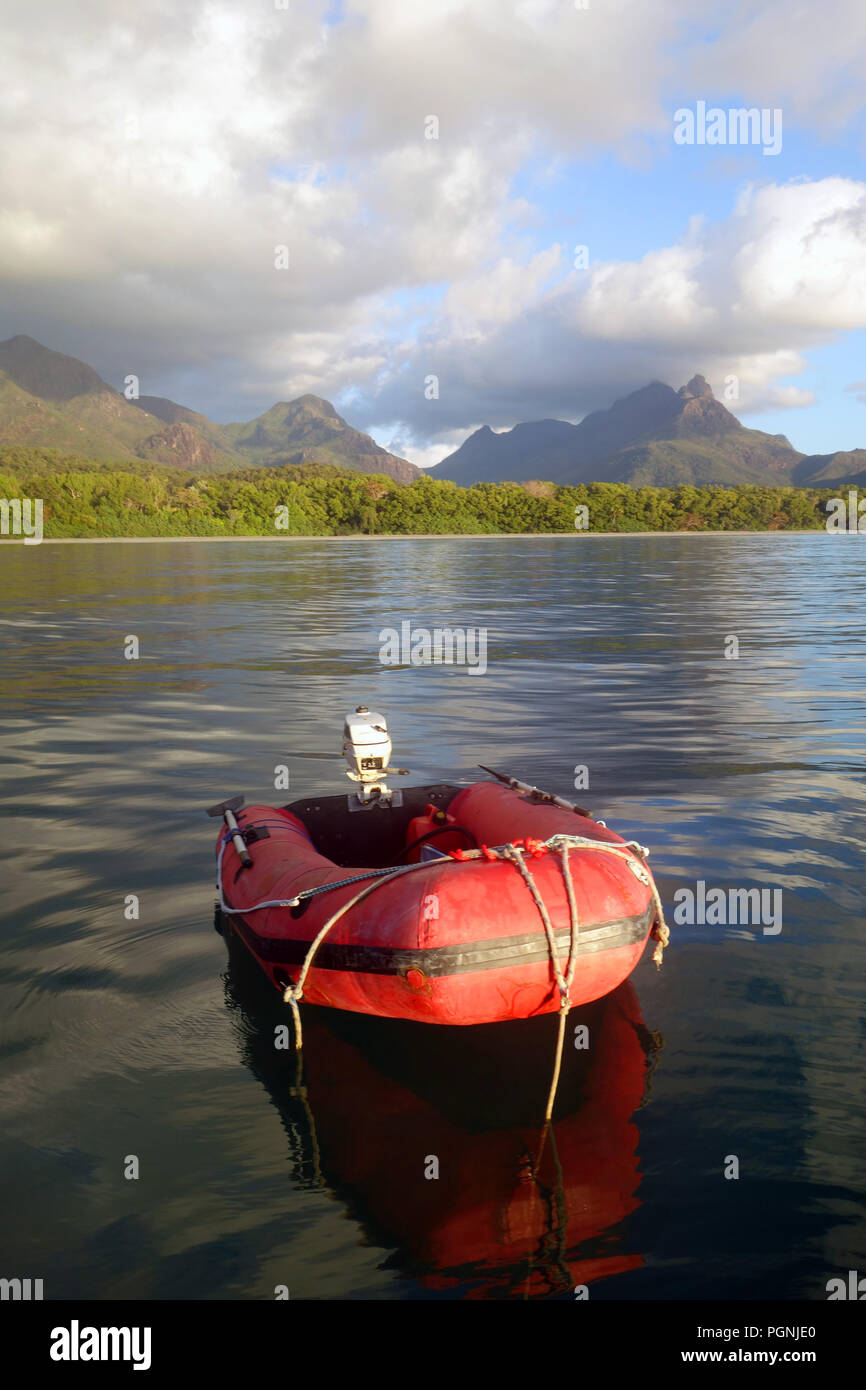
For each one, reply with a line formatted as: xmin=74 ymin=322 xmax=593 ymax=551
xmin=0 ymin=446 xmax=841 ymax=536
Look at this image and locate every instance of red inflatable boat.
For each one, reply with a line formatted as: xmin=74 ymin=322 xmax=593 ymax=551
xmin=210 ymin=709 xmax=666 ymax=1026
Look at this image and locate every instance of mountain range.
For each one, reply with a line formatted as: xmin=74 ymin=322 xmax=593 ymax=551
xmin=1 ymin=335 xmax=864 ymax=489
xmin=431 ymin=374 xmax=866 ymax=488
xmin=0 ymin=335 xmax=418 ymax=483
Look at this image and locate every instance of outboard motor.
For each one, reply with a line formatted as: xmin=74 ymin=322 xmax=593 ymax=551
xmin=342 ymin=706 xmax=407 ymax=805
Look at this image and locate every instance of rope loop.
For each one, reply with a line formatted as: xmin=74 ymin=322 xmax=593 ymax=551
xmin=219 ymin=823 xmax=671 ymax=1060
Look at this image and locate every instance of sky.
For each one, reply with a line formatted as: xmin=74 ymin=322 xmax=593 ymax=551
xmin=1 ymin=0 xmax=866 ymax=467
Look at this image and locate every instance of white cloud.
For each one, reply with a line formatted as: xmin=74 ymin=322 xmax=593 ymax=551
xmin=575 ymin=243 xmax=715 ymax=341
xmin=1 ymin=1 xmax=866 ymax=451
xmin=362 ymin=177 xmax=866 ymax=443
xmin=729 ymin=179 xmax=866 ymax=329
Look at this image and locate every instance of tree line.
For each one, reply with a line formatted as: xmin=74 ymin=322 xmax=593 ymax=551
xmin=0 ymin=446 xmax=840 ymax=536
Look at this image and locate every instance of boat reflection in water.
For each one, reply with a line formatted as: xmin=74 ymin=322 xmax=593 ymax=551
xmin=222 ymin=929 xmax=662 ymax=1299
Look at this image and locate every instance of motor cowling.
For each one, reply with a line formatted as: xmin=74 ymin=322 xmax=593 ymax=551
xmin=343 ymin=706 xmax=393 ymax=800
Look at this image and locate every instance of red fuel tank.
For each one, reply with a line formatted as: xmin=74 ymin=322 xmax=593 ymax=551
xmin=404 ymin=803 xmax=470 ymax=861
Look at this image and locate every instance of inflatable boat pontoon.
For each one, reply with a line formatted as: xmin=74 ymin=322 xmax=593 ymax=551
xmin=209 ymin=708 xmax=667 ymax=1026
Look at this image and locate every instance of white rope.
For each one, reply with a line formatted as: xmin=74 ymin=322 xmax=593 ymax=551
xmin=281 ymin=862 xmax=434 ymax=1049
xmin=216 ymin=828 xmax=669 ymax=1052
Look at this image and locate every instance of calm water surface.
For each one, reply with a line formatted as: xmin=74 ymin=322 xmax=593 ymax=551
xmin=0 ymin=535 xmax=864 ymax=1300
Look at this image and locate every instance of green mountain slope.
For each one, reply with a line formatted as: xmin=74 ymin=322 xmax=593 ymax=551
xmin=432 ymin=374 xmax=846 ymax=487
xmin=0 ymin=335 xmax=174 ymax=459
xmin=791 ymin=450 xmax=866 ymax=487
xmin=594 ymin=431 xmax=801 ymax=487
xmin=0 ymin=363 xmax=164 ymax=458
xmin=222 ymin=395 xmax=419 ymax=482
xmin=0 ymin=334 xmax=109 ymax=400
xmin=0 ymin=337 xmax=418 ymax=483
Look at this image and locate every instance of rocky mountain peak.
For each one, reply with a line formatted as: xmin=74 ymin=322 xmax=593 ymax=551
xmin=288 ymin=394 xmax=342 ymax=421
xmin=679 ymin=374 xmax=714 ymax=400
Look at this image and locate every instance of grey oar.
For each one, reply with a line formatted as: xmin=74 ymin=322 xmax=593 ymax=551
xmin=477 ymin=764 xmax=592 ymax=819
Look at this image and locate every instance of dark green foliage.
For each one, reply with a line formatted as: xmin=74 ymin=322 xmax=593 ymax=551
xmin=0 ymin=447 xmax=838 ymax=537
